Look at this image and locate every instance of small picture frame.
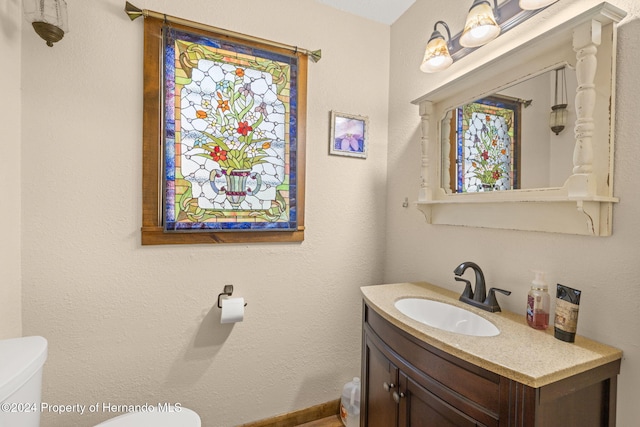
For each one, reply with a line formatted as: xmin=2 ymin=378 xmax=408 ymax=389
xmin=329 ymin=111 xmax=369 ymax=158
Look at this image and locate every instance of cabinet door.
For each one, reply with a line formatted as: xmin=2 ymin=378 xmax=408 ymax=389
xmin=398 ymin=373 xmax=480 ymax=427
xmin=362 ymin=335 xmax=398 ymax=427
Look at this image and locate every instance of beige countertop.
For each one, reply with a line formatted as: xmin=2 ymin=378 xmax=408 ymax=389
xmin=361 ymin=282 xmax=622 ymax=388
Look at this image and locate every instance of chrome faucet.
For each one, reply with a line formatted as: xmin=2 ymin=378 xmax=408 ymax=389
xmin=453 ymin=261 xmax=511 ymax=312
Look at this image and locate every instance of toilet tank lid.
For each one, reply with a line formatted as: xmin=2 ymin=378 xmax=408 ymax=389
xmin=0 ymin=336 xmax=48 ymax=402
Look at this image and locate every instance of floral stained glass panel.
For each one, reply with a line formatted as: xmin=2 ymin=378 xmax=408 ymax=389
xmin=456 ymin=98 xmax=519 ymax=193
xmin=163 ymin=27 xmax=299 ymax=232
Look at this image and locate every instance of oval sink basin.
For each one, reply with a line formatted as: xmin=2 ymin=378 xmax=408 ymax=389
xmin=394 ymin=298 xmax=499 ymax=337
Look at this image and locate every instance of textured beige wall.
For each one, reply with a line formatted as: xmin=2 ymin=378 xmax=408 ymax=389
xmin=0 ymin=0 xmax=22 ymax=339
xmin=385 ymin=0 xmax=640 ymax=425
xmin=20 ymin=1 xmax=388 ymax=426
xmin=18 ymin=0 xmax=640 ymax=425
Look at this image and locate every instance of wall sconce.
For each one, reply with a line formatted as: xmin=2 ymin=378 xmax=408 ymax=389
xmin=23 ymin=0 xmax=68 ymax=47
xmin=519 ymin=0 xmax=558 ymax=10
xmin=420 ymin=0 xmax=560 ymax=73
xmin=550 ymin=67 xmax=568 ymax=135
xmin=420 ymin=21 xmax=453 ymax=73
xmin=460 ymin=0 xmax=501 ymax=48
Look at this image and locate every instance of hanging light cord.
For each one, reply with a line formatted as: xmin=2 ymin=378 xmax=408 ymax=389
xmin=554 ymin=67 xmax=568 ymax=106
xmin=562 ymin=67 xmax=567 ymax=106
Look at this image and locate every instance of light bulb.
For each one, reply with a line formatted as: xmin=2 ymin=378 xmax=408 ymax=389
xmin=460 ymin=1 xmax=500 ymax=48
xmin=420 ymin=36 xmax=453 ymax=73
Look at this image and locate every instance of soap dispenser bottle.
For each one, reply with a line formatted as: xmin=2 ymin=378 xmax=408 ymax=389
xmin=526 ymin=271 xmax=550 ymax=330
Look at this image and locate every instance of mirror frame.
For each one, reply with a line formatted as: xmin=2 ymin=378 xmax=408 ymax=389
xmin=412 ymin=2 xmax=626 ymax=236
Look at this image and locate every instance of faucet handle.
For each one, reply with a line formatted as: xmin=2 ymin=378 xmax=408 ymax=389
xmin=455 ymin=277 xmax=474 ymax=299
xmin=484 ymin=288 xmax=512 ymax=312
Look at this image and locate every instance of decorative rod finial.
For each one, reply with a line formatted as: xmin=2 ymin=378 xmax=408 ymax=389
xmin=125 ymin=1 xmax=143 ymax=21
xmin=309 ymin=50 xmax=322 ymax=63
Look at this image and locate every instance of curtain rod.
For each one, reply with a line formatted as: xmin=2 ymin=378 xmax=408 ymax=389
xmin=124 ymin=2 xmax=322 ymax=63
xmin=495 ymin=94 xmax=533 ymax=108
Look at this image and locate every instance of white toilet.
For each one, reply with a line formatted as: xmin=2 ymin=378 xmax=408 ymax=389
xmin=93 ymin=406 xmax=201 ymax=427
xmin=0 ymin=336 xmax=201 ymax=427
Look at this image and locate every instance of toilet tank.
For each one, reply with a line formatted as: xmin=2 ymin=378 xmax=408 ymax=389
xmin=0 ymin=336 xmax=48 ymax=427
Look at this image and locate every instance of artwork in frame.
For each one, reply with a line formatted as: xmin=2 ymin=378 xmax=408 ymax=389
xmin=140 ymin=16 xmax=308 ymax=245
xmin=329 ymin=111 xmax=369 ymax=158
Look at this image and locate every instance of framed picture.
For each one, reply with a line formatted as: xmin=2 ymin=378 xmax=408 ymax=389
xmin=139 ymin=17 xmax=308 ymax=245
xmin=329 ymin=111 xmax=368 ymax=158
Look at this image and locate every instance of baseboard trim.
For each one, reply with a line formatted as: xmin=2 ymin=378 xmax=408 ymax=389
xmin=238 ymin=399 xmax=340 ymax=427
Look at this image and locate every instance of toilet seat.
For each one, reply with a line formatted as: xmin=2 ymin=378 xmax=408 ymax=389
xmin=0 ymin=336 xmax=201 ymax=427
xmin=93 ymin=406 xmax=201 ymax=427
xmin=0 ymin=336 xmax=47 ymax=402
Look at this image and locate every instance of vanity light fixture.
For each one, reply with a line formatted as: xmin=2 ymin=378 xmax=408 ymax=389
xmin=460 ymin=0 xmax=501 ymax=48
xmin=519 ymin=0 xmax=558 ymax=10
xmin=420 ymin=21 xmax=453 ymax=73
xmin=23 ymin=0 xmax=68 ymax=47
xmin=421 ymin=0 xmax=561 ymax=73
xmin=550 ymin=67 xmax=568 ymax=135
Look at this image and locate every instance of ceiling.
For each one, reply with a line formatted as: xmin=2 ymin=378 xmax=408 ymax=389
xmin=315 ymin=0 xmax=416 ymax=25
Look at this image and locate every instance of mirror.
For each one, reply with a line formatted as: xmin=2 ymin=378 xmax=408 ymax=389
xmin=440 ymin=66 xmax=577 ymax=193
xmin=411 ymin=2 xmax=625 ymax=236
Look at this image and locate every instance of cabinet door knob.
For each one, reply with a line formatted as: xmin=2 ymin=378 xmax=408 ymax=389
xmin=383 ymin=382 xmax=395 ymax=392
xmin=392 ymin=391 xmax=405 ymax=403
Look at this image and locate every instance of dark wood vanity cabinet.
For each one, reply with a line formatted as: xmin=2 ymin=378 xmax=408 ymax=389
xmin=361 ymin=303 xmax=620 ymax=427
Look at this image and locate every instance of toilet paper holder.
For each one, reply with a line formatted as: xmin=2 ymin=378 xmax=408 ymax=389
xmin=217 ymin=285 xmax=247 ymax=308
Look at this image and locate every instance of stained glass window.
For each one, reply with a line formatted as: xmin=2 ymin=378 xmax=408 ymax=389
xmin=454 ymin=97 xmax=520 ymax=193
xmin=163 ymin=27 xmax=300 ymax=232
xmin=141 ymin=18 xmax=307 ymax=244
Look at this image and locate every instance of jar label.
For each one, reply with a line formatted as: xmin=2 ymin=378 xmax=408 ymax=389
xmin=554 ymin=298 xmax=579 ymax=333
xmin=526 ymin=295 xmax=535 ymax=321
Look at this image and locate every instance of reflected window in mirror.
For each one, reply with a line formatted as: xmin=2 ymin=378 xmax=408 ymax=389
xmin=444 ymin=96 xmax=522 ymax=193
xmin=440 ymin=67 xmax=577 ymax=193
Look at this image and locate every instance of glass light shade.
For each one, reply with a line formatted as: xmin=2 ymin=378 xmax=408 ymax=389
xmin=550 ymin=104 xmax=568 ymax=135
xmin=459 ymin=1 xmax=500 ymax=48
xmin=420 ymin=37 xmax=453 ymax=73
xmin=519 ymin=0 xmax=558 ymax=10
xmin=23 ymin=0 xmax=68 ymax=46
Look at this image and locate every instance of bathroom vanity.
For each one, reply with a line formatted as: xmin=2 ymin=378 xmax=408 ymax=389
xmin=360 ymin=283 xmax=622 ymax=427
